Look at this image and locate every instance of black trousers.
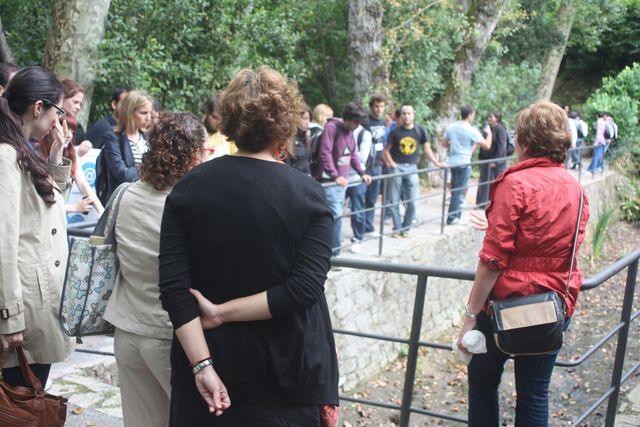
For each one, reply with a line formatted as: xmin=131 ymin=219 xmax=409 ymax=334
xmin=2 ymin=363 xmax=51 ymax=388
xmin=170 ymin=401 xmax=321 ymax=427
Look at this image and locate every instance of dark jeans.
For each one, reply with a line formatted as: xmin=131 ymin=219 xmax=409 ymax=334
xmin=468 ymin=313 xmax=558 ymax=427
xmin=570 ymin=139 xmax=583 ymax=166
xmin=346 ymin=182 xmax=367 ymax=241
xmin=447 ymin=166 xmax=471 ymax=224
xmin=170 ymin=401 xmax=321 ymax=426
xmin=364 ymin=165 xmax=382 ymax=232
xmin=3 ymin=363 xmax=51 ymax=388
xmin=476 ymin=161 xmax=506 ymax=208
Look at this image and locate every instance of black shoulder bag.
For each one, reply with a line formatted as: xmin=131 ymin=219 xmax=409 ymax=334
xmin=488 ymin=190 xmax=584 ymax=356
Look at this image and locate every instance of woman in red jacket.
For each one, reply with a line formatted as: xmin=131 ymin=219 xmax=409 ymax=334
xmin=457 ymin=101 xmax=590 ymax=426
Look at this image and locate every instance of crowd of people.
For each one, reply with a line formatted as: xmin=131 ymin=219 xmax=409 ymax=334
xmin=0 ymin=60 xmax=598 ymax=426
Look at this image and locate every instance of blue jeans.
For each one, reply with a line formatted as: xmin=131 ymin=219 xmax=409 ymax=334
xmin=325 ymin=185 xmax=346 ymax=255
xmin=570 ymin=139 xmax=583 ymax=166
xmin=468 ymin=313 xmax=559 ymax=427
xmin=364 ymin=165 xmax=382 ymax=233
xmin=346 ymin=182 xmax=367 ymax=241
xmin=447 ymin=166 xmax=471 ymax=223
xmin=588 ymin=144 xmax=605 ymax=173
xmin=386 ymin=163 xmax=418 ymax=231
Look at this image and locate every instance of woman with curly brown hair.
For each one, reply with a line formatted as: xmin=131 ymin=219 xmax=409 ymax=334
xmin=103 ymin=112 xmax=207 ymax=427
xmin=159 ymin=66 xmax=339 ymax=426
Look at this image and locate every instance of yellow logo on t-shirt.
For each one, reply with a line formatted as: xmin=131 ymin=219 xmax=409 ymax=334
xmin=399 ymin=136 xmax=417 ymax=155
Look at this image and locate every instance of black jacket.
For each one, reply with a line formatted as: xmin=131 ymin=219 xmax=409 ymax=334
xmin=96 ymin=130 xmax=138 ymax=204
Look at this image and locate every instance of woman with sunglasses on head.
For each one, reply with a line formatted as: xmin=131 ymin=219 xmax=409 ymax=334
xmin=0 ymin=66 xmax=73 ymax=388
xmin=159 ymin=66 xmax=339 ymax=426
xmin=97 ymin=89 xmax=152 ymax=204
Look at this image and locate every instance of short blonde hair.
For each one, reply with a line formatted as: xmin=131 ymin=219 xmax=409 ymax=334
xmin=217 ymin=66 xmax=303 ymax=153
xmin=515 ymin=101 xmax=571 ymax=163
xmin=312 ymin=104 xmax=333 ymax=127
xmin=114 ymin=89 xmax=153 ymax=133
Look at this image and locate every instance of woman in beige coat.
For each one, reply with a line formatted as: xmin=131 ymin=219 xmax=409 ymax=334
xmin=0 ymin=66 xmax=72 ymax=387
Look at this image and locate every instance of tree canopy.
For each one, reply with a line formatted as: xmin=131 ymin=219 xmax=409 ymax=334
xmin=1 ymin=0 xmax=638 ymax=132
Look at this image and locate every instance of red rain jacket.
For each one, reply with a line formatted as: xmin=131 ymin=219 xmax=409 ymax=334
xmin=480 ymin=157 xmax=590 ymax=317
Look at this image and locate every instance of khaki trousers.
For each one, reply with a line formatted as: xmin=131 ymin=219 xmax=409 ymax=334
xmin=114 ymin=328 xmax=171 ymax=427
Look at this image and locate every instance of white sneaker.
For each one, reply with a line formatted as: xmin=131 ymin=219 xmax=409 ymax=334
xmin=366 ymin=231 xmax=380 ymax=238
xmin=350 ymin=241 xmax=362 ymax=254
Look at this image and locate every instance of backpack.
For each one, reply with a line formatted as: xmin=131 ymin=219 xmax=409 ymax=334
xmin=356 ymin=127 xmax=376 ymax=173
xmin=506 ymin=130 xmax=515 ymax=156
xmin=604 ymin=121 xmax=614 ymax=140
xmin=576 ymin=119 xmax=585 ymax=139
xmin=95 ymin=150 xmax=110 ymax=206
xmin=308 ymin=126 xmax=323 ymax=174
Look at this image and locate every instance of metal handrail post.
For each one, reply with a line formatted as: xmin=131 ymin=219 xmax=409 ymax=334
xmin=440 ymin=168 xmax=449 ymax=235
xmin=604 ymin=259 xmax=639 ymax=426
xmin=398 ymin=273 xmax=429 ymax=427
xmin=378 ymin=178 xmax=387 ymax=256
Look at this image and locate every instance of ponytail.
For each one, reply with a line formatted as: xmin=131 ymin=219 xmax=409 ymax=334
xmin=0 ymin=67 xmax=62 ymax=205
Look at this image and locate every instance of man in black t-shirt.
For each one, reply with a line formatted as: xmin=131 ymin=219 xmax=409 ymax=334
xmin=383 ymin=105 xmax=443 ymax=236
xmin=362 ymin=94 xmax=388 ymax=237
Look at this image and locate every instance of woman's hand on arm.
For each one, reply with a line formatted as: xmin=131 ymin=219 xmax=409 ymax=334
xmin=190 ymin=289 xmax=271 ymax=330
xmin=174 ymin=318 xmax=231 ymax=415
xmin=456 ymin=261 xmax=502 ymax=353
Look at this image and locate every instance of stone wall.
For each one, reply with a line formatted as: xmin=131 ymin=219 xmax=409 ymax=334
xmin=327 ymin=172 xmax=620 ymax=392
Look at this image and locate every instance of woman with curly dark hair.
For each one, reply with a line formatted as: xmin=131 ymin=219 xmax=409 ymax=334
xmin=103 ymin=112 xmax=207 ymax=427
xmin=159 ymin=66 xmax=339 ymax=426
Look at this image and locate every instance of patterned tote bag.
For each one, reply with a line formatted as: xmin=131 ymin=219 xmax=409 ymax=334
xmin=59 ymin=183 xmax=132 ymax=339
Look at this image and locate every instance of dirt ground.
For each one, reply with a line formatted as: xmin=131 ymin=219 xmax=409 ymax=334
xmin=340 ymin=221 xmax=640 ymax=427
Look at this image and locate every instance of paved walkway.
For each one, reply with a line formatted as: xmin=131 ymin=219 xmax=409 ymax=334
xmin=46 ymin=168 xmax=631 ymax=426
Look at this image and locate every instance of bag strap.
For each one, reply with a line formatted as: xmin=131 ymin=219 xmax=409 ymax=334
xmin=91 ymin=182 xmax=133 ymax=245
xmin=562 ymin=189 xmax=585 ymax=315
xmin=0 ymin=346 xmax=44 ymax=392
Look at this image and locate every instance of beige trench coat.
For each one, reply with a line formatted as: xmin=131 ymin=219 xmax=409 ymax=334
xmin=0 ymin=144 xmax=73 ymax=368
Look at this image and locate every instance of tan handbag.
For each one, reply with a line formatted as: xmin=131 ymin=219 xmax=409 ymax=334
xmin=0 ymin=346 xmax=67 ymax=427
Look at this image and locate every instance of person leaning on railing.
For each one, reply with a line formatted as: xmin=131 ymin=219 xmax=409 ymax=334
xmin=457 ymin=101 xmax=590 ymax=426
xmin=103 ymin=111 xmax=208 ymax=427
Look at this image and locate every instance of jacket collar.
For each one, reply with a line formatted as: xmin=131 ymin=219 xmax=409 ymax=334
xmin=495 ymin=157 xmax=563 ymax=185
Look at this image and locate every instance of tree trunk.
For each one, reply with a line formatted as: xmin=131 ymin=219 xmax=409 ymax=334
xmin=43 ymin=0 xmax=111 ymax=128
xmin=348 ymin=0 xmax=387 ymax=103
xmin=536 ymin=0 xmax=578 ymax=101
xmin=0 ymin=17 xmax=15 ymax=63
xmin=434 ymin=0 xmax=508 ymax=132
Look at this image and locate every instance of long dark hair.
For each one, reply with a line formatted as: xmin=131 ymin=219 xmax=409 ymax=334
xmin=0 ymin=66 xmax=63 ymax=204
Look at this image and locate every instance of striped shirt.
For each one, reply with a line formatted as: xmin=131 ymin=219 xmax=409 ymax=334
xmin=129 ymin=134 xmax=148 ymax=165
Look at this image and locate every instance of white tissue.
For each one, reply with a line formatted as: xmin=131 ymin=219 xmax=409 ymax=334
xmin=452 ymin=330 xmax=488 ymax=364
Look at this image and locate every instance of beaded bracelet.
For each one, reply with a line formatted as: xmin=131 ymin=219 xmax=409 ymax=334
xmin=465 ymin=304 xmax=478 ymax=319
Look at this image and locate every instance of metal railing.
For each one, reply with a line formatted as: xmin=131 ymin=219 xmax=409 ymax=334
xmin=331 ymin=249 xmax=640 ymax=426
xmin=66 ymin=223 xmax=639 ymax=426
xmin=325 ymin=143 xmax=603 ymax=255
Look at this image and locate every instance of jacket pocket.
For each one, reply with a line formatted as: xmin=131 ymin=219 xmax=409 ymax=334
xmin=34 ymin=264 xmax=51 ymax=309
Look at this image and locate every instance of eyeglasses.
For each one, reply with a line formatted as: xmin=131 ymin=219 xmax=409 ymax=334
xmin=42 ymin=99 xmax=67 ymax=118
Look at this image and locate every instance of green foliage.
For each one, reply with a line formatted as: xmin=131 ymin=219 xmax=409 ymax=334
xmin=465 ymin=58 xmax=543 ymax=127
xmin=592 ymin=207 xmax=613 ymax=261
xmin=583 ymin=63 xmax=640 ymax=154
xmin=0 ymin=0 xmax=54 ymax=66
xmin=382 ymin=1 xmax=467 ymax=130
